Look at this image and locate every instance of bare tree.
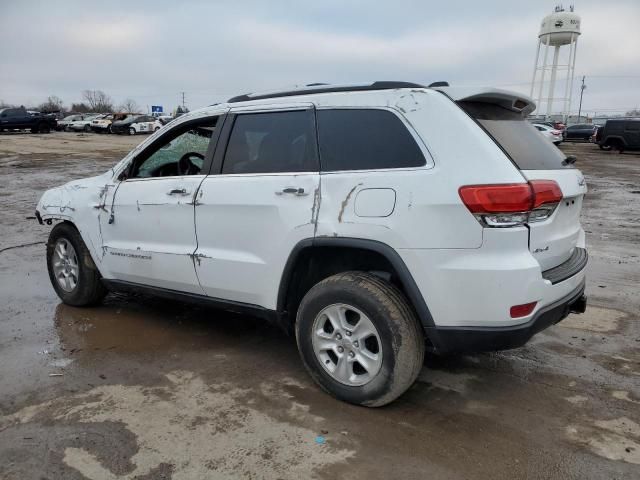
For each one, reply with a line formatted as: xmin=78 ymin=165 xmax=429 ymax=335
xmin=38 ymin=95 xmax=64 ymax=113
xmin=71 ymin=102 xmax=91 ymax=113
xmin=0 ymin=99 xmax=15 ymax=109
xmin=81 ymin=90 xmax=114 ymax=113
xmin=625 ymin=108 xmax=640 ymax=117
xmin=118 ymin=98 xmax=140 ymax=114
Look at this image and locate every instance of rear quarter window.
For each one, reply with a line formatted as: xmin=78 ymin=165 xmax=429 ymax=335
xmin=316 ymin=109 xmax=426 ymax=171
xmin=458 ymin=101 xmax=570 ymax=170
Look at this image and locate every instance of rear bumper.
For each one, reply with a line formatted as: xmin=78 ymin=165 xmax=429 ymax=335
xmin=427 ymin=282 xmax=587 ymax=354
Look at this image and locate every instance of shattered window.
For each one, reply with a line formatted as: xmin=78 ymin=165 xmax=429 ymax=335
xmin=131 ymin=120 xmax=217 ymax=178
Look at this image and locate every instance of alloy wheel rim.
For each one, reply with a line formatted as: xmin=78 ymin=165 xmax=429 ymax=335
xmin=52 ymin=238 xmax=79 ymax=292
xmin=311 ymin=303 xmax=383 ymax=386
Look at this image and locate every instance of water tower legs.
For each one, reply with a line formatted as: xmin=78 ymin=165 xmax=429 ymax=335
xmin=537 ymin=35 xmax=551 ymax=118
xmin=546 ymin=46 xmax=561 ymax=118
xmin=530 ymin=39 xmax=542 ymax=98
xmin=566 ymin=35 xmax=579 ymax=123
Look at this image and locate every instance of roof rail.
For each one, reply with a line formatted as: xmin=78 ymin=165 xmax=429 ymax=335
xmin=227 ymin=81 xmax=427 ymax=103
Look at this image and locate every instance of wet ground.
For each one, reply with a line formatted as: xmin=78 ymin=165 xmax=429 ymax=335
xmin=0 ymin=132 xmax=639 ymax=479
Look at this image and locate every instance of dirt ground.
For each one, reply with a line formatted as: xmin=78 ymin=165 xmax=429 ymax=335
xmin=0 ymin=132 xmax=638 ymax=479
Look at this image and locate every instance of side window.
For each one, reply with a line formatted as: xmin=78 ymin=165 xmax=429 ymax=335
xmin=130 ymin=118 xmax=218 ymax=178
xmin=222 ymin=110 xmax=318 ymax=174
xmin=316 ymin=109 xmax=426 ymax=171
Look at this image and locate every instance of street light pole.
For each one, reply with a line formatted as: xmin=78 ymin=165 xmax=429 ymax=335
xmin=577 ymin=76 xmax=586 ymax=122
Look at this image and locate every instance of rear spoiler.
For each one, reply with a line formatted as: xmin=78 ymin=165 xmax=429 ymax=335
xmin=433 ymin=86 xmax=536 ymax=116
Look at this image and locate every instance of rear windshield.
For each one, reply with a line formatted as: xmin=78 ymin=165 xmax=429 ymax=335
xmin=459 ymin=101 xmax=570 ymax=170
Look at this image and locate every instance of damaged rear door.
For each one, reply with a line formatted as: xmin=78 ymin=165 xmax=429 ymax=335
xmin=99 ymin=114 xmax=224 ymax=293
xmin=193 ymin=104 xmax=320 ymax=308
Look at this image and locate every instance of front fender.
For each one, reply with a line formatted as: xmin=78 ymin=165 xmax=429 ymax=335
xmin=36 ymin=171 xmax=115 ymax=271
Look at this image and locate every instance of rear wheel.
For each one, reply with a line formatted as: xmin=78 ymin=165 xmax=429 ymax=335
xmin=296 ymin=272 xmax=424 ymax=407
xmin=129 ymin=127 xmax=136 ymax=135
xmin=46 ymin=223 xmax=107 ymax=306
xmin=608 ymin=140 xmax=624 ymax=153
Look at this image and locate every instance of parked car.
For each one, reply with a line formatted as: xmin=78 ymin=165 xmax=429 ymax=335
xmin=90 ymin=113 xmax=127 ymax=133
xmin=597 ymin=118 xmax=640 ymax=153
xmin=57 ymin=114 xmax=88 ymax=131
xmin=111 ymin=115 xmax=162 ymax=135
xmin=533 ymin=124 xmax=563 ymax=145
xmin=156 ymin=115 xmax=175 ymax=126
xmin=532 ymin=121 xmax=567 ymax=130
xmin=36 ymin=81 xmax=588 ymax=406
xmin=0 ymin=106 xmax=57 ymax=133
xmin=67 ymin=114 xmax=102 ymax=132
xmin=563 ymin=124 xmax=597 ymax=142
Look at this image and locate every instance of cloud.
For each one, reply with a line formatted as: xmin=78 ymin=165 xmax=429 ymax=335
xmin=0 ymin=0 xmax=638 ymax=114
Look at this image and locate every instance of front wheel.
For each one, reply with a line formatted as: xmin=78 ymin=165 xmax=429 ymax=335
xmin=296 ymin=272 xmax=425 ymax=407
xmin=128 ymin=127 xmax=136 ymax=135
xmin=47 ymin=223 xmax=107 ymax=306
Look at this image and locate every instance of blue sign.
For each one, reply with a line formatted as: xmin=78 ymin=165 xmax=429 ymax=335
xmin=151 ymin=105 xmax=163 ymax=113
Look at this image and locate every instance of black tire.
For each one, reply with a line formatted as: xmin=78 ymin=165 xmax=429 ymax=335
xmin=46 ymin=222 xmax=107 ymax=306
xmin=83 ymin=124 xmax=91 ymax=132
xmin=129 ymin=127 xmax=136 ymax=136
xmin=609 ymin=140 xmax=624 ymax=154
xmin=296 ymin=272 xmax=425 ymax=407
xmin=599 ymin=144 xmax=611 ymax=151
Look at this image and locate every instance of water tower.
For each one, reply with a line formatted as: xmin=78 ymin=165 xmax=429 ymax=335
xmin=530 ymin=5 xmax=581 ymax=121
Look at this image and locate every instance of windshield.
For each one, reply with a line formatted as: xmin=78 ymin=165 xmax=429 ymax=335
xmin=459 ymin=101 xmax=570 ymax=170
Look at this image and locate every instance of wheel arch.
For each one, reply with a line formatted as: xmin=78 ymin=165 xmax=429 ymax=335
xmin=604 ymin=135 xmax=627 ymax=147
xmin=277 ymin=237 xmax=436 ymax=339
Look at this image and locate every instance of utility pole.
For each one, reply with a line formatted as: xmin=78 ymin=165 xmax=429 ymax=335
xmin=180 ymin=91 xmax=186 ymax=109
xmin=577 ymin=76 xmax=586 ymax=122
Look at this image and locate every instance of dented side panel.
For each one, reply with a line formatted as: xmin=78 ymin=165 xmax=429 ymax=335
xmin=193 ymin=173 xmax=320 ymax=309
xmin=97 ymin=176 xmax=206 ymax=294
xmin=314 ymin=89 xmax=524 ymax=250
xmin=36 ymin=171 xmax=116 ymax=269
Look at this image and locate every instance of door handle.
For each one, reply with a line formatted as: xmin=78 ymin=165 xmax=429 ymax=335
xmin=167 ymin=188 xmax=190 ymax=196
xmin=276 ymin=187 xmax=308 ymax=196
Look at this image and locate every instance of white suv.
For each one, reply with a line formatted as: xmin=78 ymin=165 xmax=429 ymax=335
xmin=36 ymin=82 xmax=588 ymax=406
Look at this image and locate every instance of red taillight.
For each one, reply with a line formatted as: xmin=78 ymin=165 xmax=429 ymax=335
xmin=510 ymin=302 xmax=537 ymax=318
xmin=459 ymin=181 xmax=562 ymax=227
xmin=458 ymin=184 xmax=533 ymax=213
xmin=529 ymin=180 xmax=563 ymax=208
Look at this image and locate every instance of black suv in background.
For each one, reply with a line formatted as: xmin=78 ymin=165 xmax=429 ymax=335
xmin=563 ymin=124 xmax=598 ymax=142
xmin=0 ymin=107 xmax=57 ymax=133
xmin=597 ymin=118 xmax=640 ymax=153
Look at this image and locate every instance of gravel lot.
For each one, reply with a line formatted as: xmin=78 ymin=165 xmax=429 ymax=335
xmin=0 ymin=132 xmax=638 ymax=479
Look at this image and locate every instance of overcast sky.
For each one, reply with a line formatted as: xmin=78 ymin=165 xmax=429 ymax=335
xmin=1 ymin=0 xmax=638 ymax=115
